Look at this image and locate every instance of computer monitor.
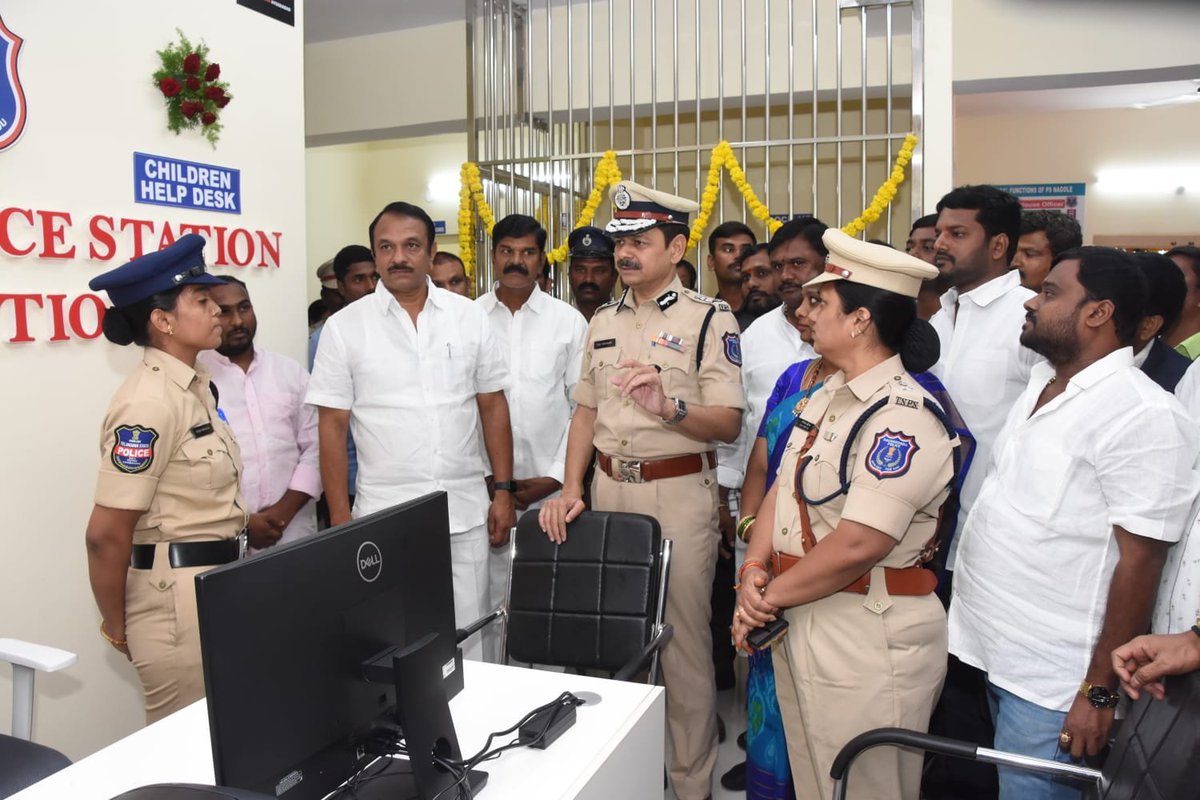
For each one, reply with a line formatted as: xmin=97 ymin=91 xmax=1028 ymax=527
xmin=195 ymin=492 xmax=462 ymax=800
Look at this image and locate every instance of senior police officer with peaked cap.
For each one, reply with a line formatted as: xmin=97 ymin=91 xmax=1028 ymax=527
xmin=86 ymin=233 xmax=248 ymax=724
xmin=541 ymin=181 xmax=746 ymax=799
xmin=734 ymin=229 xmax=958 ymax=800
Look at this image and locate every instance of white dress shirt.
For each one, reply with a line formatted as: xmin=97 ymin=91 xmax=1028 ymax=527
xmin=1175 ymin=356 xmax=1200 ymax=422
xmin=949 ymin=348 xmax=1200 ymax=711
xmin=199 ymin=346 xmax=321 ymax=544
xmin=930 ymin=270 xmax=1041 ymax=567
xmin=717 ymin=304 xmax=816 ymax=488
xmin=476 ymin=285 xmax=587 ymax=491
xmin=305 ymin=278 xmax=509 ymax=532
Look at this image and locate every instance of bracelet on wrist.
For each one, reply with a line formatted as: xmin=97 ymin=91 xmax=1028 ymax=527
xmin=99 ymin=621 xmax=127 ymax=647
xmin=735 ymin=515 xmax=757 ymax=543
xmin=738 ymin=558 xmax=769 ymax=583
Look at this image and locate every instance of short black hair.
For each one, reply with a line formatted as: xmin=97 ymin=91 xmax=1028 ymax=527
xmin=433 ymin=251 xmax=465 ymax=268
xmin=936 ymin=185 xmax=1022 ymax=262
xmin=491 ymin=214 xmax=547 ymax=252
xmin=708 ymin=221 xmax=756 ymax=255
xmin=333 ymin=245 xmax=375 ymax=281
xmin=218 ymin=275 xmax=247 ymax=290
xmin=307 ymin=299 xmax=328 ymax=326
xmin=1019 ymin=210 xmax=1082 ymax=257
xmin=910 ymin=214 xmax=938 ymax=233
xmin=658 ymin=222 xmax=691 ymax=252
xmin=676 ymin=258 xmax=697 ymax=287
xmin=1054 ymin=246 xmax=1147 ymax=346
xmin=368 ymin=202 xmax=436 ymax=252
xmin=1167 ymin=245 xmax=1200 ymax=282
xmin=1134 ymin=252 xmax=1187 ymax=335
xmin=768 ymin=217 xmax=829 ymax=258
xmin=733 ymin=243 xmax=771 ymax=269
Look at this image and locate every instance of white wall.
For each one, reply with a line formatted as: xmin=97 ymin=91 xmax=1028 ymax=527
xmin=0 ymin=1 xmax=308 ymax=759
xmin=955 ymin=103 xmax=1200 ymax=240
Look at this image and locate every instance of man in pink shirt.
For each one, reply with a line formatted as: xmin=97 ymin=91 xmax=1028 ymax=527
xmin=199 ymin=277 xmax=321 ymax=549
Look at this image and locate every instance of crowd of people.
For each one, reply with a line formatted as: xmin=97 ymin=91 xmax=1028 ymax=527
xmin=83 ymin=179 xmax=1200 ymax=800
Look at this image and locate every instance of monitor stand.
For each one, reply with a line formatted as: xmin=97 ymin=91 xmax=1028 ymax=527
xmin=360 ymin=631 xmax=487 ymax=799
xmin=348 ymin=756 xmax=488 ymax=799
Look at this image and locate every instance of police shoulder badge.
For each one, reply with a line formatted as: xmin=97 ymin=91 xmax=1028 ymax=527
xmin=722 ymin=331 xmax=742 ymax=366
xmin=112 ymin=425 xmax=159 ymax=474
xmin=0 ymin=13 xmax=27 ymax=153
xmin=865 ymin=429 xmax=919 ymax=479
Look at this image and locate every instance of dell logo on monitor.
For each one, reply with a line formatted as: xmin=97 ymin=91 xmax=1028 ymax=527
xmin=356 ymin=541 xmax=382 ymax=582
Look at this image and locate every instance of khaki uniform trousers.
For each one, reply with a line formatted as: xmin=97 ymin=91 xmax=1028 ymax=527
xmin=125 ymin=542 xmax=212 ymax=724
xmin=772 ymin=589 xmax=947 ymax=800
xmin=593 ymin=463 xmax=720 ymax=800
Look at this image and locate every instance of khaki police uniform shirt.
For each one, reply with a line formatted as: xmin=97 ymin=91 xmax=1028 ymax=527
xmin=574 ymin=276 xmax=746 ymax=459
xmin=94 ymin=347 xmax=247 ymax=545
xmin=773 ymin=354 xmax=954 ymax=569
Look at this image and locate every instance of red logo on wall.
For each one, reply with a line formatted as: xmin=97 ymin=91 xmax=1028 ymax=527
xmin=0 ymin=13 xmax=27 ymax=152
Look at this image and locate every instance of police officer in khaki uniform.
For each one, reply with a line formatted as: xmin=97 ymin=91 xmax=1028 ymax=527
xmin=85 ymin=234 xmax=248 ymax=724
xmin=540 ymin=181 xmax=746 ymax=799
xmin=733 ymin=230 xmax=957 ymax=800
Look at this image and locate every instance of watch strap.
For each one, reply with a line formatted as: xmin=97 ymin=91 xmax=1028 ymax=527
xmin=493 ymin=480 xmax=517 ymax=492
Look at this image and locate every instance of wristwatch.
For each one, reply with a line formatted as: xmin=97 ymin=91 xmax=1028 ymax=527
xmin=493 ymin=480 xmax=517 ymax=493
xmin=1192 ymin=615 xmax=1200 ymax=638
xmin=664 ymin=397 xmax=688 ymax=425
xmin=1079 ymin=680 xmax=1120 ymax=709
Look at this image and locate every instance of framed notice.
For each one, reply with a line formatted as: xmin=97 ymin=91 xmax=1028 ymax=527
xmin=993 ymin=183 xmax=1085 ymax=228
xmin=237 ymin=0 xmax=295 ymax=27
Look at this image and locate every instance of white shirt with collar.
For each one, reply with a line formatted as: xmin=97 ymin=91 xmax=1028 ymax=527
xmin=476 ymin=284 xmax=588 ymax=492
xmin=930 ymin=269 xmax=1040 ymax=567
xmin=199 ymin=345 xmax=321 ymax=545
xmin=949 ymin=347 xmax=1200 ymax=711
xmin=717 ymin=304 xmax=816 ymax=489
xmin=305 ymin=278 xmax=509 ymax=532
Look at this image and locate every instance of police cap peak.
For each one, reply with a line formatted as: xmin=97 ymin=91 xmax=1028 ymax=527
xmin=605 ymin=180 xmax=700 ymax=235
xmin=89 ymin=233 xmax=224 ymax=308
xmin=805 ymin=228 xmax=939 ymax=299
xmin=568 ymin=226 xmax=614 ymax=260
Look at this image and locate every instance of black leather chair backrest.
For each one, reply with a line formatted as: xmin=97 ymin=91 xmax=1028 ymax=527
xmin=0 ymin=734 xmax=70 ymax=798
xmin=1099 ymin=669 xmax=1200 ymax=800
xmin=506 ymin=510 xmax=662 ymax=673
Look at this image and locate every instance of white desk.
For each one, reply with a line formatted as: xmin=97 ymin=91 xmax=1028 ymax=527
xmin=14 ymin=661 xmax=665 ymax=800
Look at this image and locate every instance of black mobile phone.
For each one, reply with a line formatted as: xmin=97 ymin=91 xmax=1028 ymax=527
xmin=746 ymin=617 xmax=789 ymax=651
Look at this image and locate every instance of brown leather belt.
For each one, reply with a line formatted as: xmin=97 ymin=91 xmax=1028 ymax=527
xmin=771 ymin=551 xmax=937 ymax=596
xmin=597 ymin=451 xmax=716 ymax=484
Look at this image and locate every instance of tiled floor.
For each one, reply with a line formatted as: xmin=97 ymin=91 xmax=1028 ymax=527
xmin=665 ymin=687 xmax=750 ymax=800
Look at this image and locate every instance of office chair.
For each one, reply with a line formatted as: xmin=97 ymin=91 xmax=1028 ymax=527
xmin=830 ymin=669 xmax=1200 ymax=800
xmin=0 ymin=638 xmax=76 ymax=798
xmin=459 ymin=510 xmax=674 ymax=683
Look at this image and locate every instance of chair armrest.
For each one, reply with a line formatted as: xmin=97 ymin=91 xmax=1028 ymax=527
xmin=455 ymin=608 xmax=505 ymax=645
xmin=613 ymin=623 xmax=674 ymax=683
xmin=0 ymin=639 xmax=76 ymax=673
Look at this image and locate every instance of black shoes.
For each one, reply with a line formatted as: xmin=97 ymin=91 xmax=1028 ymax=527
xmin=720 ymin=761 xmax=747 ymax=791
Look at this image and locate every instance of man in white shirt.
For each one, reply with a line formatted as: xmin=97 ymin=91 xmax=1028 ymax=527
xmin=307 ymin=201 xmax=517 ymax=661
xmin=950 ymin=247 xmax=1199 ymax=800
xmin=200 ymin=277 xmax=321 ymax=550
xmin=476 ymin=214 xmax=588 ymax=661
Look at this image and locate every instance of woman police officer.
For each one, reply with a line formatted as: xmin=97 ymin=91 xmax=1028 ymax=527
xmin=85 ymin=234 xmax=248 ymax=724
xmin=732 ymin=229 xmax=958 ymax=800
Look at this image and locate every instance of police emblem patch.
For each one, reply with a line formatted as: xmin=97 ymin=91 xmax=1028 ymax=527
xmin=581 ymin=233 xmax=593 ymax=247
xmin=722 ymin=331 xmax=742 ymax=366
xmin=865 ymin=429 xmax=919 ymax=479
xmin=112 ymin=425 xmax=159 ymax=474
xmin=613 ymin=185 xmax=631 ymax=210
xmin=0 ymin=13 xmax=28 ymax=153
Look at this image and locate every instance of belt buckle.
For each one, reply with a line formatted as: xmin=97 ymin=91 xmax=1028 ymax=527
xmin=617 ymin=458 xmax=644 ymax=484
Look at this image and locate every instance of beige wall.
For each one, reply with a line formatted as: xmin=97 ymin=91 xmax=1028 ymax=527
xmin=954 ymin=103 xmax=1200 ymax=241
xmin=306 ymin=133 xmax=470 ymax=302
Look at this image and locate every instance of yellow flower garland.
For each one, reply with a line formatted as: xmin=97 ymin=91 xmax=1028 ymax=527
xmin=841 ymin=133 xmax=919 ymax=237
xmin=456 ymin=133 xmax=919 ymax=274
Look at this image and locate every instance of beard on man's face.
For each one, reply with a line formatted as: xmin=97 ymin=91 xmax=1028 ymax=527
xmin=743 ymin=289 xmax=782 ymax=317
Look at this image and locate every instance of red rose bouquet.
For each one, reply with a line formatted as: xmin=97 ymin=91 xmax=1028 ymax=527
xmin=152 ymin=30 xmax=233 ymax=147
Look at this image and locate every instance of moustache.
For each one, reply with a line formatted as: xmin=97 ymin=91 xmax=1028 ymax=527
xmin=779 ymin=281 xmax=803 ymax=292
xmin=617 ymin=259 xmax=640 ymax=270
xmin=934 ymin=253 xmax=954 ymax=267
xmin=387 ymin=264 xmax=413 ymax=273
xmin=226 ymin=327 xmax=250 ymax=337
xmin=576 ymin=282 xmax=602 ymax=294
xmin=502 ymin=264 xmax=528 ymax=275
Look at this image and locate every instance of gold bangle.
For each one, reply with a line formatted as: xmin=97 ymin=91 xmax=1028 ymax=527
xmin=99 ymin=621 xmax=127 ymax=647
xmin=736 ymin=515 xmax=757 ymax=543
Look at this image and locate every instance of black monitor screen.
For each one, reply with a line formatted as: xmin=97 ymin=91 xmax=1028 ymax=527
xmin=195 ymin=492 xmax=459 ymax=800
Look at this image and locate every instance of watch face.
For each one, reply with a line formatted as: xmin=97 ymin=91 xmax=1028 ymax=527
xmin=1086 ymin=686 xmax=1117 ymax=707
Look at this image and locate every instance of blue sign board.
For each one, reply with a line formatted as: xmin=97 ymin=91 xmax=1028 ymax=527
xmin=434 ymin=220 xmax=447 ymax=235
xmin=133 ymin=152 xmax=241 ymax=214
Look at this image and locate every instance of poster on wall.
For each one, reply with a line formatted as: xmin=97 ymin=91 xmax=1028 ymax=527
xmin=994 ymin=183 xmax=1086 ymax=228
xmin=237 ymin=0 xmax=295 ymax=27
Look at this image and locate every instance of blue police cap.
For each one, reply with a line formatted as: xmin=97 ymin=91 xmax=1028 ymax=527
xmin=568 ymin=226 xmax=614 ymax=260
xmin=88 ymin=233 xmax=224 ymax=308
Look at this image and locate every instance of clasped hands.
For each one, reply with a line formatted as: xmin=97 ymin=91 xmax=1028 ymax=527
xmin=732 ymin=563 xmax=780 ymax=653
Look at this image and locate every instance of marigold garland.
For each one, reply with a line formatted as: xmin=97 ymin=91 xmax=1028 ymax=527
xmin=842 ymin=134 xmax=919 ymax=237
xmin=456 ymin=134 xmax=919 ymax=274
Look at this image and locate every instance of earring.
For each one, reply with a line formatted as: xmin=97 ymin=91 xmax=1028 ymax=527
xmin=851 ymin=328 xmax=860 ymax=339
xmin=167 ymin=326 xmax=175 ymax=336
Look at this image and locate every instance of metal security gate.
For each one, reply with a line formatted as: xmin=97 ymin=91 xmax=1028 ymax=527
xmin=466 ymin=0 xmax=923 ymax=294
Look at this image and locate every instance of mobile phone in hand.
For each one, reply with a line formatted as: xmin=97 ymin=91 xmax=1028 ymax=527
xmin=746 ymin=617 xmax=789 ymax=651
